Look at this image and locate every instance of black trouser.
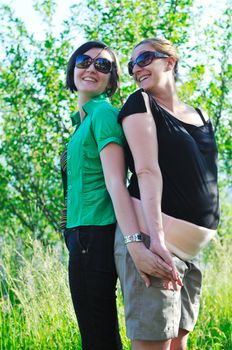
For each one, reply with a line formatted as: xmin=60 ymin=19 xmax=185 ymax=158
xmin=64 ymin=224 xmax=122 ymax=350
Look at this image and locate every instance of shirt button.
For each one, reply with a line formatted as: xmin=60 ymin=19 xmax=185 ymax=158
xmin=68 ymin=171 xmax=71 ymax=175
xmin=68 ymin=185 xmax=72 ymax=189
xmin=67 ymin=155 xmax=71 ymax=160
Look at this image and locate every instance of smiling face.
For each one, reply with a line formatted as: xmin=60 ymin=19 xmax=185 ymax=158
xmin=74 ymin=47 xmax=112 ymax=99
xmin=131 ymin=43 xmax=170 ymax=94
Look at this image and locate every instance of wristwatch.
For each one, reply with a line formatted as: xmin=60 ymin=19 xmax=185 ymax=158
xmin=124 ymin=233 xmax=142 ymax=245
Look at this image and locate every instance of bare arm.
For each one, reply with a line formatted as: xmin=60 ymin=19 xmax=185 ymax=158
xmin=100 ymin=142 xmax=174 ymax=287
xmin=122 ymin=92 xmax=180 ymax=284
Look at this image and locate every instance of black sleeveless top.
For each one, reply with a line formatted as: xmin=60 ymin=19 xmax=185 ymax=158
xmin=118 ymin=89 xmax=219 ymax=230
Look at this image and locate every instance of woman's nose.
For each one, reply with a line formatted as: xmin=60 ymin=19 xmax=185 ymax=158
xmin=86 ymin=62 xmax=96 ymax=72
xmin=132 ymin=63 xmax=141 ymax=75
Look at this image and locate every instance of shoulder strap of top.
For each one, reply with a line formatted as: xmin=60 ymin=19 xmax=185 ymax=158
xmin=195 ymin=108 xmax=207 ymax=125
xmin=144 ymin=91 xmax=160 ymax=115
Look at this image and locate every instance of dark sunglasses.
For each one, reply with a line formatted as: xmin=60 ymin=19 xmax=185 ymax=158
xmin=128 ymin=51 xmax=169 ymax=76
xmin=75 ymin=54 xmax=114 ymax=74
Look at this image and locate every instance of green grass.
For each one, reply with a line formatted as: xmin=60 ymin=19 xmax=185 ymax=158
xmin=0 ymin=240 xmax=81 ymax=350
xmin=188 ymin=238 xmax=232 ymax=350
xmin=0 ymin=237 xmax=231 ymax=350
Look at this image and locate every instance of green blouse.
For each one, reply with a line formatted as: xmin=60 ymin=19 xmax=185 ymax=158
xmin=64 ymin=94 xmax=124 ymax=228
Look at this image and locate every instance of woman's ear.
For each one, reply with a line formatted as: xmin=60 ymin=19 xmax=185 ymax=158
xmin=166 ymin=57 xmax=176 ymax=72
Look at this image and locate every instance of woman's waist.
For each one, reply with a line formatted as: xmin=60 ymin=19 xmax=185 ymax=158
xmin=128 ymin=183 xmax=219 ymax=229
xmin=64 ymin=223 xmax=116 ymax=234
xmin=131 ymin=197 xmax=217 ymax=261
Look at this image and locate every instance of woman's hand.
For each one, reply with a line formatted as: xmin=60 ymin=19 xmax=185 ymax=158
xmin=127 ymin=242 xmax=173 ymax=288
xmin=149 ymin=237 xmax=183 ymax=290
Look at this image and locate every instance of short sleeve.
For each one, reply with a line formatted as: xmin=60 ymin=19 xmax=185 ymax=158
xmin=91 ymin=103 xmax=125 ymax=153
xmin=118 ymin=89 xmax=148 ymax=124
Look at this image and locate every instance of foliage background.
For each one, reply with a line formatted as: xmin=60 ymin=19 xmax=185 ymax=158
xmin=0 ymin=0 xmax=231 ymax=349
xmin=0 ymin=0 xmax=231 ymax=242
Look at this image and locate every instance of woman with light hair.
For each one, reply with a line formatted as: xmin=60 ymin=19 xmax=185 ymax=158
xmin=114 ymin=38 xmax=219 ymax=350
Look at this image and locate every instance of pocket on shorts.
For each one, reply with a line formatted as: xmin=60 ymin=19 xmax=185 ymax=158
xmin=172 ymin=255 xmax=188 ymax=281
xmin=114 ymin=224 xmax=126 ymax=257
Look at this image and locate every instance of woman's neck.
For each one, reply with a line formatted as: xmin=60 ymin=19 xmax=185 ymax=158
xmin=153 ymin=87 xmax=182 ymax=114
xmin=147 ymin=74 xmax=182 ymax=114
xmin=78 ymin=94 xmax=91 ymax=121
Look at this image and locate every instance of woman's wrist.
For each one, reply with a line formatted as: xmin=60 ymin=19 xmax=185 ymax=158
xmin=126 ymin=240 xmax=145 ymax=256
xmin=150 ymin=229 xmax=165 ymax=242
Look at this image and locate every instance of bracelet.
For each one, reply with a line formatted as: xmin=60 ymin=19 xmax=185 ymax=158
xmin=124 ymin=233 xmax=142 ymax=245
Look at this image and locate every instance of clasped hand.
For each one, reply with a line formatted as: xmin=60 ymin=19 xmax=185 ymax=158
xmin=128 ymin=240 xmax=183 ymax=290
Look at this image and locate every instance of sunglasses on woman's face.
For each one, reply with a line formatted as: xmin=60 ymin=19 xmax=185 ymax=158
xmin=75 ymin=54 xmax=114 ymax=74
xmin=128 ymin=51 xmax=169 ymax=76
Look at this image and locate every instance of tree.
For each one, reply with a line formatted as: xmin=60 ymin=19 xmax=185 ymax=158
xmin=0 ymin=0 xmax=231 ymax=244
xmin=0 ymin=1 xmax=77 ymax=243
xmin=178 ymin=2 xmax=232 ymax=178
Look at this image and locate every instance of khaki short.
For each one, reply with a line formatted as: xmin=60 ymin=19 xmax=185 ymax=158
xmin=114 ymin=224 xmax=202 ymax=341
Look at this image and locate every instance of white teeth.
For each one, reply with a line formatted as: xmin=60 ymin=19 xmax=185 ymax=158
xmin=83 ymin=77 xmax=97 ymax=82
xmin=139 ymin=75 xmax=149 ymax=82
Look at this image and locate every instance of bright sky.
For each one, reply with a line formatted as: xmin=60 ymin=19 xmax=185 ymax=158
xmin=3 ymin=0 xmax=227 ymax=42
xmin=3 ymin=0 xmax=83 ymax=41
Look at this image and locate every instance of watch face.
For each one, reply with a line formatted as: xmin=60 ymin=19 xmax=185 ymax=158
xmin=124 ymin=233 xmax=142 ymax=244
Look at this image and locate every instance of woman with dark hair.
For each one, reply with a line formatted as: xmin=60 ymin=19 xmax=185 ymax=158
xmin=61 ymin=39 xmax=182 ymax=350
xmin=60 ymin=40 xmax=125 ymax=350
xmin=114 ymin=38 xmax=219 ymax=350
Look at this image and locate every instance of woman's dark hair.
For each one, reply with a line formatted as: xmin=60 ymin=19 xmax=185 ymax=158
xmin=66 ymin=40 xmax=120 ymax=97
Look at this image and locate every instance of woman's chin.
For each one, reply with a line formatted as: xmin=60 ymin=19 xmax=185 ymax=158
xmin=137 ymin=80 xmax=153 ymax=92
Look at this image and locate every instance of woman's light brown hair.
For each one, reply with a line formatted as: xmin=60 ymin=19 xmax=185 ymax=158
xmin=134 ymin=38 xmax=179 ymax=81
